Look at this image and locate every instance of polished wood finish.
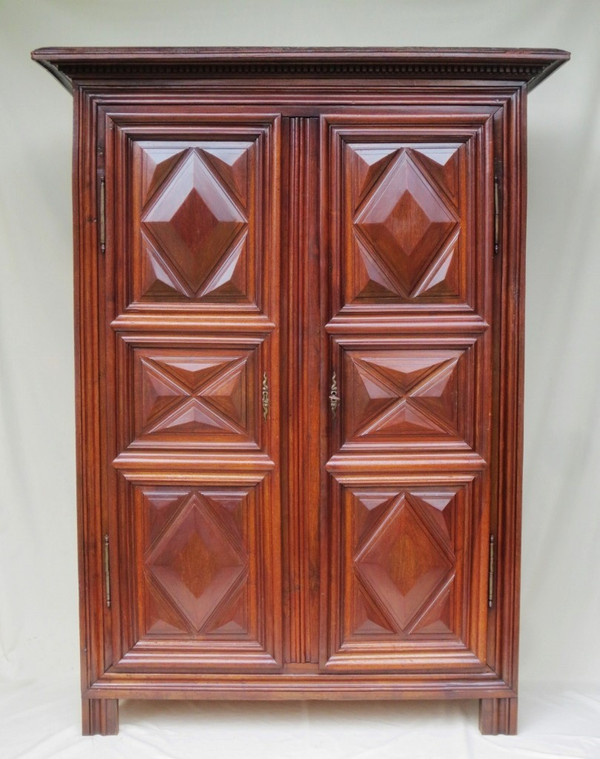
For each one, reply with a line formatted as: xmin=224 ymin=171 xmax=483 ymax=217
xmin=479 ymin=696 xmax=518 ymax=735
xmin=32 ymin=46 xmax=569 ymax=736
xmin=82 ymin=697 xmax=118 ymax=737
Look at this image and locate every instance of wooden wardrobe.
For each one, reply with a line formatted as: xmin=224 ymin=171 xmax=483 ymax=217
xmin=32 ymin=47 xmax=569 ymax=735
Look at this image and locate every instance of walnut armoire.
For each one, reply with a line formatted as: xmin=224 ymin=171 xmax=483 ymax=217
xmin=32 ymin=47 xmax=569 ymax=735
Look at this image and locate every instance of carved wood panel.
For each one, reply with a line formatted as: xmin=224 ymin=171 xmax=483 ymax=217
xmin=324 ymin=113 xmax=492 ymax=322
xmin=108 ymin=114 xmax=280 ymax=321
xmin=105 ymin=111 xmax=281 ymax=673
xmin=132 ymin=141 xmax=257 ymax=307
xmin=324 ymin=477 xmax=489 ymax=671
xmin=322 ymin=112 xmax=494 ymax=674
xmin=339 ymin=341 xmax=479 ymax=452
xmin=114 ymin=481 xmax=281 ymax=670
xmin=141 ymin=486 xmax=252 ymax=637
xmin=351 ymin=145 xmax=461 ymax=301
xmin=130 ymin=345 xmax=260 ymax=449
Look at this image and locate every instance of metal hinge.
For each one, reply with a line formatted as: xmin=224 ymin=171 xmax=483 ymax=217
xmin=493 ymin=174 xmax=501 ymax=256
xmin=98 ymin=176 xmax=106 ymax=254
xmin=488 ymin=534 xmax=495 ymax=608
xmin=103 ymin=533 xmax=111 ymax=609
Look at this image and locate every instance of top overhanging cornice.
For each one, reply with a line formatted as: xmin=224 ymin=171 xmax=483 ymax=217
xmin=31 ymin=47 xmax=570 ymax=95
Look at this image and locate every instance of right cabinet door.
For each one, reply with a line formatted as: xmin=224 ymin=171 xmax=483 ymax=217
xmin=321 ymin=109 xmax=497 ymax=674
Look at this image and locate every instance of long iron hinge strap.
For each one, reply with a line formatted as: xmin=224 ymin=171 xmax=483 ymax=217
xmin=488 ymin=534 xmax=495 ymax=609
xmin=103 ymin=533 xmax=111 ymax=609
xmin=493 ymin=175 xmax=500 ymax=256
xmin=99 ymin=176 xmax=106 ymax=254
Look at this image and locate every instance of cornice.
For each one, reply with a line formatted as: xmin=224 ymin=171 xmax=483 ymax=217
xmin=31 ymin=47 xmax=570 ymax=95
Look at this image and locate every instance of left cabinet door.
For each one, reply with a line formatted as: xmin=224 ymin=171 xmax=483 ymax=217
xmin=89 ymin=107 xmax=283 ymax=676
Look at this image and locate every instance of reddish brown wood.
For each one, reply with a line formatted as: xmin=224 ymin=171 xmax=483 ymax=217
xmin=479 ymin=696 xmax=518 ymax=735
xmin=82 ymin=697 xmax=118 ymax=736
xmin=280 ymin=117 xmax=322 ymax=666
xmin=31 ymin=46 xmax=569 ymax=736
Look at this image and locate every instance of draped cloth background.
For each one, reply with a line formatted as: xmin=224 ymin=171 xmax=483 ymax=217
xmin=1 ymin=1 xmax=599 ymax=756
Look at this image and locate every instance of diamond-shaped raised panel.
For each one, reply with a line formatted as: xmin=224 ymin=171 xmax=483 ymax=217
xmin=147 ymin=494 xmax=247 ymax=632
xmin=354 ymin=151 xmax=458 ymax=297
xmin=131 ymin=482 xmax=283 ymax=666
xmin=130 ymin=134 xmax=267 ymax=309
xmin=132 ymin=347 xmax=257 ymax=449
xmin=140 ymin=489 xmax=252 ymax=637
xmin=142 ymin=150 xmax=247 ymax=296
xmin=335 ymin=136 xmax=474 ymax=309
xmin=349 ymin=489 xmax=457 ymax=638
xmin=344 ymin=348 xmax=467 ymax=446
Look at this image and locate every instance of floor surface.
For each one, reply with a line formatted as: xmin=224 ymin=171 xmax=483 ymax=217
xmin=1 ymin=680 xmax=599 ymax=758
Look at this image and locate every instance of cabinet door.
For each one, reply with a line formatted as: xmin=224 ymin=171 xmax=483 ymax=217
xmin=321 ymin=111 xmax=495 ymax=673
xmin=102 ymin=109 xmax=283 ymax=672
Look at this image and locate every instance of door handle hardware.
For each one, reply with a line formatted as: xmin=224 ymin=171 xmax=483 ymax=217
xmin=262 ymin=372 xmax=269 ymax=420
xmin=329 ymin=371 xmax=340 ymax=416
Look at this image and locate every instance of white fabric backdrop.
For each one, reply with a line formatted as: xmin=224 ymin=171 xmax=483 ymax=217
xmin=1 ymin=1 xmax=599 ymax=756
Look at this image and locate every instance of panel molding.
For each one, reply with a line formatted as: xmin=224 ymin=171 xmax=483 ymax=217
xmin=111 ymin=479 xmax=282 ymax=671
xmin=130 ymin=345 xmax=259 ymax=450
xmin=322 ymin=111 xmax=494 ymax=325
xmin=105 ymin=111 xmax=281 ymax=321
xmin=88 ymin=668 xmax=514 ymax=701
xmin=323 ymin=477 xmax=489 ymax=672
xmin=280 ymin=117 xmax=322 ymax=666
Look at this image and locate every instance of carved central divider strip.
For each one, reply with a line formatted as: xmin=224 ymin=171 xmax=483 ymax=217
xmin=281 ymin=117 xmax=321 ymax=665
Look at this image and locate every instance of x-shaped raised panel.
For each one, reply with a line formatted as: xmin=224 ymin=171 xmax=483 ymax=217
xmin=342 ymin=347 xmax=472 ymax=448
xmin=132 ymin=346 xmax=258 ymax=448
